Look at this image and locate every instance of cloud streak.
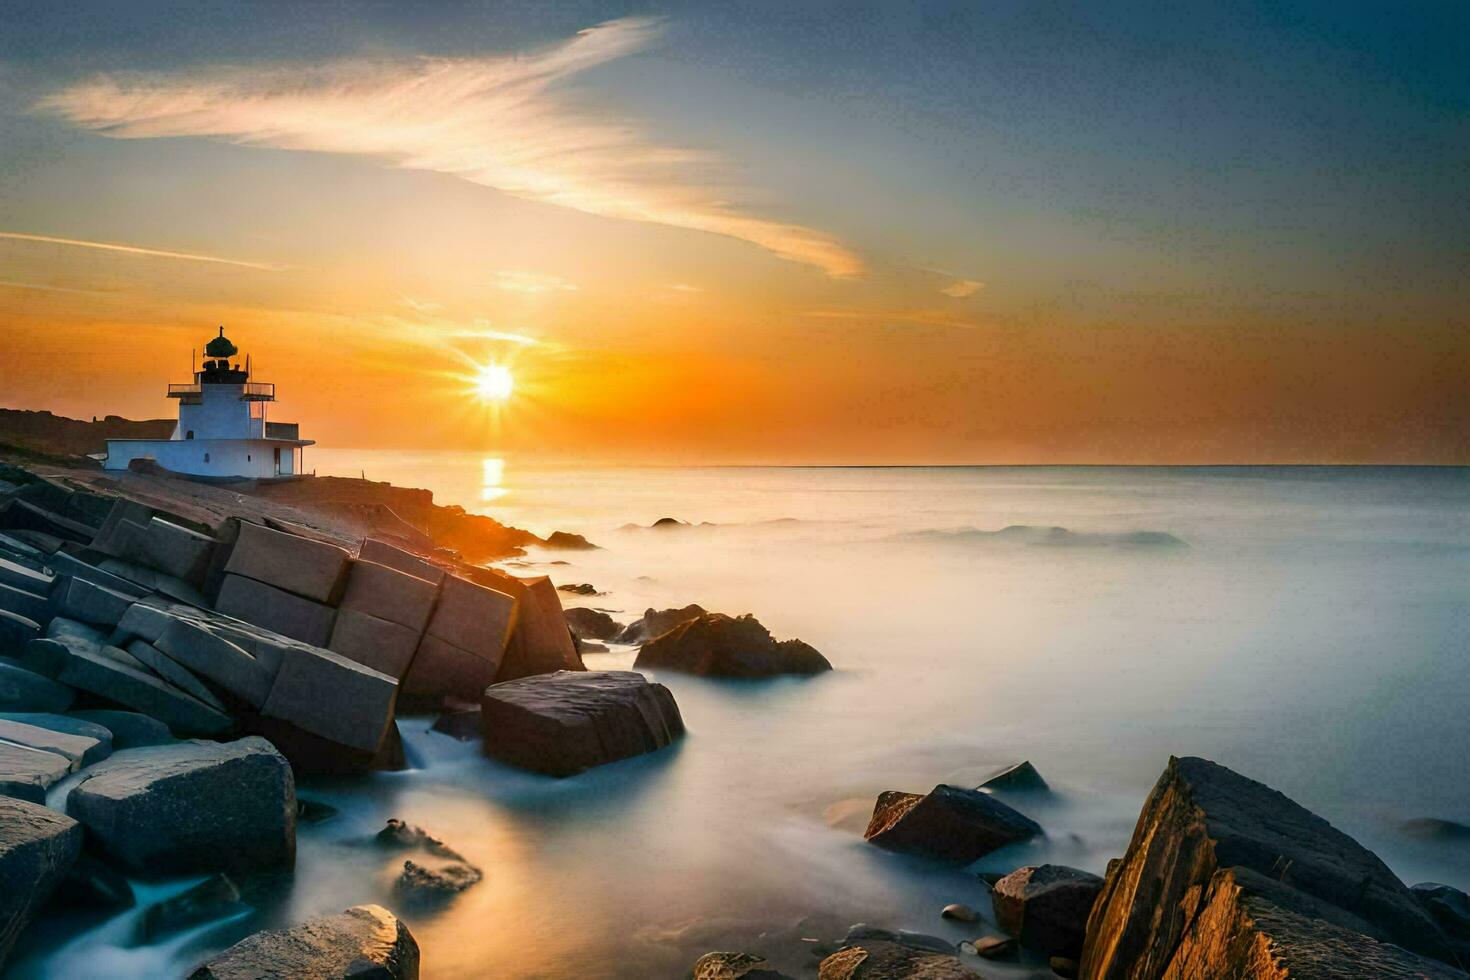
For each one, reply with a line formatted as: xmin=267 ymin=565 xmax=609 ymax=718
xmin=39 ymin=19 xmax=862 ymax=277
xmin=0 ymin=231 xmax=280 ymax=270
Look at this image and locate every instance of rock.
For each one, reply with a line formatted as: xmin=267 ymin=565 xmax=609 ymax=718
xmin=329 ymin=608 xmax=421 ymax=680
xmin=43 ymin=552 xmax=147 ymax=598
xmin=991 ymin=864 xmax=1102 ymax=958
xmin=842 ymin=926 xmax=956 ymax=954
xmin=340 ymin=559 xmax=438 ymax=633
xmin=1 ymin=499 xmax=95 ymax=544
xmin=1413 ymin=883 xmax=1470 ymax=940
xmin=564 ymin=606 xmax=620 ymax=641
xmin=261 ymin=643 xmax=397 ymax=755
xmin=52 ymin=627 xmax=233 ymax=736
xmin=485 ymin=571 xmax=587 ymax=679
xmin=1079 ymin=756 xmax=1462 ymax=978
xmin=558 ymin=582 xmax=599 ymax=595
xmin=51 ymin=851 xmax=135 ymax=911
xmin=187 ymin=904 xmax=419 ymax=980
xmin=0 ymin=740 xmax=73 ymax=802
xmin=652 ymin=517 xmax=685 ymax=528
xmin=635 ymin=612 xmax=832 ymax=678
xmin=1049 ymin=956 xmax=1078 ymax=978
xmin=155 ymin=617 xmax=276 ymax=709
xmin=359 ymin=538 xmax=445 ymax=586
xmin=403 ymin=633 xmax=498 ymax=703
xmin=0 ymin=557 xmax=53 ymax=598
xmin=67 ymin=736 xmax=295 ymax=876
xmin=864 ymin=785 xmax=1042 ymax=864
xmin=480 ymin=669 xmax=684 ymax=776
xmin=396 ymin=858 xmax=482 ymax=897
xmin=0 ymin=796 xmax=82 ymax=969
xmin=941 ymin=903 xmax=977 ymax=922
xmin=615 ymin=603 xmax=708 ymax=644
xmin=224 ymin=520 xmax=350 ymax=603
xmin=972 ymin=935 xmax=1016 ymax=959
xmin=136 ymin=872 xmax=246 ymax=943
xmin=979 ymin=761 xmax=1049 ymax=793
xmin=98 ymin=557 xmax=208 ymax=607
xmin=0 ymin=715 xmax=108 ymax=769
xmin=375 ymin=818 xmax=464 ymax=858
xmin=68 ymin=709 xmax=173 ymax=748
xmin=126 ymin=639 xmax=227 ymax=711
xmin=1402 ymin=817 xmax=1470 ymax=841
xmin=0 ymin=712 xmax=113 ymax=764
xmin=244 ymin=714 xmax=405 ymax=775
xmin=0 ymin=660 xmax=74 ymax=712
xmin=115 ymin=598 xmax=183 ymax=644
xmin=132 ymin=517 xmax=216 ymax=584
xmin=425 ymin=573 xmax=516 ymax=664
xmin=430 ymin=704 xmax=481 ymax=741
xmin=693 ymin=951 xmax=795 ymax=979
xmin=214 ymin=573 xmax=337 ymax=647
xmin=818 ymin=940 xmax=978 ymax=979
xmin=544 ymin=530 xmax=596 ymax=550
xmin=0 ymin=581 xmax=49 ymax=624
xmin=0 ymin=609 xmax=41 ymax=658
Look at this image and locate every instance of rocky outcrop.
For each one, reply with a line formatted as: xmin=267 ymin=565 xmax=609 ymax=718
xmin=480 ymin=670 xmax=684 ymax=776
xmin=818 ymin=939 xmax=978 ymax=978
xmin=66 ymin=737 xmax=295 ymax=876
xmin=634 ymin=613 xmax=832 ymax=678
xmin=693 ymin=951 xmax=795 ymax=979
xmin=979 ymin=760 xmax=1049 ymax=793
xmin=864 ymin=784 xmax=1041 ymax=864
xmin=1079 ymin=755 xmax=1463 ymax=978
xmin=0 ymin=796 xmax=82 ymax=969
xmin=543 ymin=530 xmax=596 ymax=550
xmin=992 ymin=864 xmax=1102 ymax=958
xmin=564 ymin=607 xmax=621 ymax=641
xmin=187 ymin=904 xmax=419 ymax=979
xmin=615 ymin=603 xmax=707 ymax=644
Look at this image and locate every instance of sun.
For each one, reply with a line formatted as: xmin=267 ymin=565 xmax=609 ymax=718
xmin=474 ymin=364 xmax=514 ymax=402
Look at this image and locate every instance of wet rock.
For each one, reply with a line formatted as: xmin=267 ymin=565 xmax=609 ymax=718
xmin=0 ymin=796 xmax=83 ymax=968
xmin=1080 ymin=756 xmax=1462 ymax=978
xmin=544 ymin=530 xmax=596 ymax=550
xmin=0 ymin=712 xmax=112 ymax=765
xmin=941 ymin=903 xmax=977 ymax=922
xmin=0 ymin=660 xmax=74 ymax=712
xmin=375 ymin=818 xmax=464 ymax=859
xmin=430 ymin=704 xmax=481 ymax=741
xmin=614 ymin=603 xmax=708 ymax=644
xmin=51 ymin=851 xmax=135 ymax=911
xmin=67 ymin=736 xmax=295 ymax=876
xmin=1049 ymin=955 xmax=1078 ymax=978
xmin=223 ymin=520 xmax=350 ymax=604
xmin=403 ymin=633 xmax=498 ymax=705
xmin=481 ymin=669 xmax=684 ymax=776
xmin=693 ymin=951 xmax=795 ymax=979
xmin=864 ymin=784 xmax=1042 ymax=864
xmin=1413 ymin=882 xmax=1470 ymax=940
xmin=136 ymin=873 xmax=246 ymax=943
xmin=992 ymin=864 xmax=1102 ymax=958
xmin=297 ymin=797 xmax=340 ymax=824
xmin=818 ymin=940 xmax=978 ymax=979
xmin=245 ymin=714 xmax=406 ymax=776
xmin=978 ymin=760 xmax=1049 ymax=794
xmin=972 ymin=935 xmax=1016 ymax=959
xmin=564 ymin=607 xmax=620 ymax=641
xmin=68 ymin=709 xmax=173 ymax=748
xmin=396 ymin=858 xmax=482 ymax=896
xmin=0 ymin=715 xmax=108 ymax=769
xmin=558 ymin=582 xmax=599 ymax=595
xmin=635 ymin=613 xmax=832 ymax=678
xmin=187 ymin=903 xmax=419 ymax=980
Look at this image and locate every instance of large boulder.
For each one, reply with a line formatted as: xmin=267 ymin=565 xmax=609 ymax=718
xmin=486 ymin=573 xmax=585 ymax=680
xmin=329 ymin=608 xmax=421 ymax=680
xmin=0 ymin=715 xmax=108 ymax=769
xmin=131 ymin=517 xmax=216 ymax=584
xmin=864 ymin=784 xmax=1041 ymax=864
xmin=155 ymin=617 xmax=276 ymax=709
xmin=991 ymin=864 xmax=1102 ymax=958
xmin=402 ymin=634 xmax=499 ymax=703
xmin=0 ymin=796 xmax=82 ymax=969
xmin=359 ymin=538 xmax=445 ymax=586
xmin=1079 ymin=756 xmax=1463 ymax=978
xmin=0 ymin=712 xmax=112 ymax=765
xmin=0 ymin=582 xmax=49 ymax=624
xmin=261 ymin=643 xmax=397 ymax=755
xmin=66 ymin=737 xmax=295 ymax=876
xmin=818 ymin=940 xmax=978 ymax=978
xmin=68 ymin=709 xmax=173 ymax=748
xmin=214 ymin=573 xmax=337 ymax=647
xmin=224 ymin=520 xmax=350 ymax=604
xmin=340 ymin=559 xmax=438 ymax=633
xmin=187 ymin=903 xmax=418 ymax=979
xmin=615 ymin=603 xmax=708 ymax=644
xmin=979 ymin=760 xmax=1049 ymax=793
xmin=0 ymin=740 xmax=72 ymax=802
xmin=634 ymin=612 xmax=831 ymax=677
xmin=480 ymin=670 xmax=684 ymax=776
xmin=0 ymin=557 xmax=53 ymax=598
xmin=564 ymin=606 xmax=620 ymax=641
xmin=425 ymin=573 xmax=516 ymax=665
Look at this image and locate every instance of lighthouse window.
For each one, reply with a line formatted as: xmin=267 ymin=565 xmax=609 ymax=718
xmin=185 ymin=430 xmax=194 ymax=440
xmin=204 ymin=452 xmax=211 ymax=463
xmin=247 ymin=454 xmax=252 ymax=461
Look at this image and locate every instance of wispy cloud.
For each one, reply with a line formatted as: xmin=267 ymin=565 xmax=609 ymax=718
xmin=0 ymin=231 xmax=280 ymax=270
xmin=802 ymin=307 xmax=979 ymax=330
xmin=940 ymin=278 xmax=984 ymax=298
xmin=494 ymin=270 xmax=578 ymax=294
xmin=38 ymin=18 xmax=862 ymax=278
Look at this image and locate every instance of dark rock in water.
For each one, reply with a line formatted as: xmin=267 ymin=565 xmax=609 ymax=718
xmin=991 ymin=864 xmax=1103 ymax=958
xmin=0 ymin=659 xmax=73 ymax=712
xmin=481 ymin=669 xmax=684 ymax=777
xmin=864 ymin=784 xmax=1042 ymax=865
xmin=1402 ymin=817 xmax=1470 ymax=841
xmin=614 ymin=603 xmax=708 ymax=644
xmin=543 ymin=530 xmax=597 ymax=550
xmin=396 ymin=858 xmax=482 ymax=897
xmin=842 ymin=925 xmax=955 ymax=954
xmin=0 ymin=796 xmax=82 ymax=969
xmin=187 ymin=903 xmax=419 ymax=980
xmin=1413 ymin=882 xmax=1470 ymax=940
xmin=244 ymin=714 xmax=406 ymax=776
xmin=51 ymin=851 xmax=135 ymax=911
xmin=978 ymin=760 xmax=1049 ymax=794
xmin=564 ymin=607 xmax=620 ymax=641
xmin=1049 ymin=955 xmax=1079 ymax=978
xmin=375 ymin=818 xmax=464 ymax=860
xmin=136 ymin=873 xmax=246 ymax=943
xmin=940 ymin=903 xmax=976 ymax=922
xmin=634 ymin=613 xmax=832 ymax=678
xmin=297 ymin=797 xmax=340 ymax=824
xmin=1080 ymin=756 xmax=1463 ymax=977
xmin=68 ymin=709 xmax=173 ymax=748
xmin=430 ymin=704 xmax=481 ymax=741
xmin=818 ymin=940 xmax=977 ymax=979
xmin=66 ymin=737 xmax=296 ymax=876
xmin=972 ymin=935 xmax=1016 ymax=959
xmin=652 ymin=517 xmax=686 ymax=528
xmin=693 ymin=951 xmax=794 ymax=979
xmin=557 ymin=582 xmax=599 ymax=595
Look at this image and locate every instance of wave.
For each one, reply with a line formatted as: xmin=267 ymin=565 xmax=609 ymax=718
xmin=896 ymin=524 xmax=1188 ymax=548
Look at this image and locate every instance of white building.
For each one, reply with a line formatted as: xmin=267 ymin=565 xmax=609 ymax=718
xmin=105 ymin=328 xmax=313 ymax=479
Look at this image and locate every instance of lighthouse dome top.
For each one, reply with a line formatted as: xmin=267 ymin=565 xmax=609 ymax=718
xmin=204 ymin=326 xmax=238 ymax=358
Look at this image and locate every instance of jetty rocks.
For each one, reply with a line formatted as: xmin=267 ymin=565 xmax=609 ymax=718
xmin=634 ymin=612 xmax=832 ymax=678
xmin=188 ymin=903 xmax=419 ymax=979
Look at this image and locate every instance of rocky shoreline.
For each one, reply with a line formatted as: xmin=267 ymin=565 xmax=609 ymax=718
xmin=0 ymin=454 xmax=1466 ymax=978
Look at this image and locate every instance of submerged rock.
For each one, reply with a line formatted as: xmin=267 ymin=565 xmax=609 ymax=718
xmin=564 ymin=606 xmax=621 ymax=641
xmin=864 ymin=784 xmax=1042 ymax=864
xmin=634 ymin=613 xmax=832 ymax=678
xmin=51 ymin=852 xmax=135 ymax=911
xmin=614 ymin=603 xmax=708 ymax=644
xmin=0 ymin=797 xmax=83 ymax=969
xmin=375 ymin=818 xmax=464 ymax=860
xmin=991 ymin=864 xmax=1102 ymax=959
xmin=1080 ymin=755 xmax=1463 ymax=978
xmin=136 ymin=873 xmax=246 ymax=943
xmin=480 ymin=669 xmax=684 ymax=777
xmin=430 ymin=704 xmax=482 ymax=741
xmin=978 ymin=760 xmax=1049 ymax=794
xmin=693 ymin=951 xmax=795 ymax=979
xmin=972 ymin=935 xmax=1016 ymax=959
xmin=818 ymin=940 xmax=977 ymax=979
xmin=397 ymin=858 xmax=482 ymax=897
xmin=187 ymin=903 xmax=419 ymax=980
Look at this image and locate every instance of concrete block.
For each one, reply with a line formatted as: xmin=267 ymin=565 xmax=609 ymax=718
xmin=40 ymin=553 xmax=146 ymax=599
xmin=402 ymin=634 xmax=498 ymax=701
xmin=51 ymin=638 xmax=231 ymax=736
xmin=1 ymin=500 xmax=95 ymax=545
xmin=495 ymin=574 xmax=583 ymax=680
xmin=126 ymin=640 xmax=226 ymax=711
xmin=0 ymin=557 xmax=53 ymax=597
xmin=53 ymin=576 xmax=135 ymax=628
xmin=99 ymin=560 xmax=208 ymax=608
xmin=116 ymin=600 xmax=185 ymax=645
xmin=340 ymin=559 xmax=438 ymax=633
xmin=426 ymin=575 xmax=516 ymax=662
xmin=0 ymin=532 xmax=44 ymax=562
xmin=262 ymin=644 xmax=397 ymax=755
xmin=214 ymin=574 xmax=336 ymax=647
xmin=328 ymin=608 xmax=420 ymax=680
xmin=155 ymin=618 xmax=274 ymax=709
xmin=359 ymin=538 xmax=445 ymax=586
xmin=90 ymin=500 xmax=154 ymax=559
xmin=135 ymin=517 xmax=215 ymax=583
xmin=225 ymin=521 xmax=348 ymax=603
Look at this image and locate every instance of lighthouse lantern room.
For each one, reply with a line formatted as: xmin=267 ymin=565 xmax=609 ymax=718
xmin=104 ymin=327 xmax=313 ymax=478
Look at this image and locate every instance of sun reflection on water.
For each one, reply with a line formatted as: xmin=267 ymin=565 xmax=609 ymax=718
xmin=481 ymin=457 xmax=507 ymax=502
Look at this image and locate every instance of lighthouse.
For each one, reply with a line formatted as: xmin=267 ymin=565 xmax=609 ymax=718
xmin=104 ymin=327 xmax=314 ymax=479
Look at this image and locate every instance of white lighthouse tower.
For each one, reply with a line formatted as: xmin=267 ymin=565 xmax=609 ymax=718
xmin=104 ymin=327 xmax=313 ymax=479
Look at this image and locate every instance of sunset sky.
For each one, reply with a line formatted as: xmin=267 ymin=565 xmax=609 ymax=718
xmin=1 ymin=2 xmax=1466 ymax=463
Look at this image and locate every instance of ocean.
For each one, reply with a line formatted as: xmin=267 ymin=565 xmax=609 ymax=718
xmin=16 ymin=456 xmax=1470 ymax=978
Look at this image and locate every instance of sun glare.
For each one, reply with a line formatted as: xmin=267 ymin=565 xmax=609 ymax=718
xmin=474 ymin=364 xmax=514 ymax=402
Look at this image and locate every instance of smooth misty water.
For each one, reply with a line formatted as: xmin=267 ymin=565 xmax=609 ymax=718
xmin=15 ymin=460 xmax=1470 ymax=978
